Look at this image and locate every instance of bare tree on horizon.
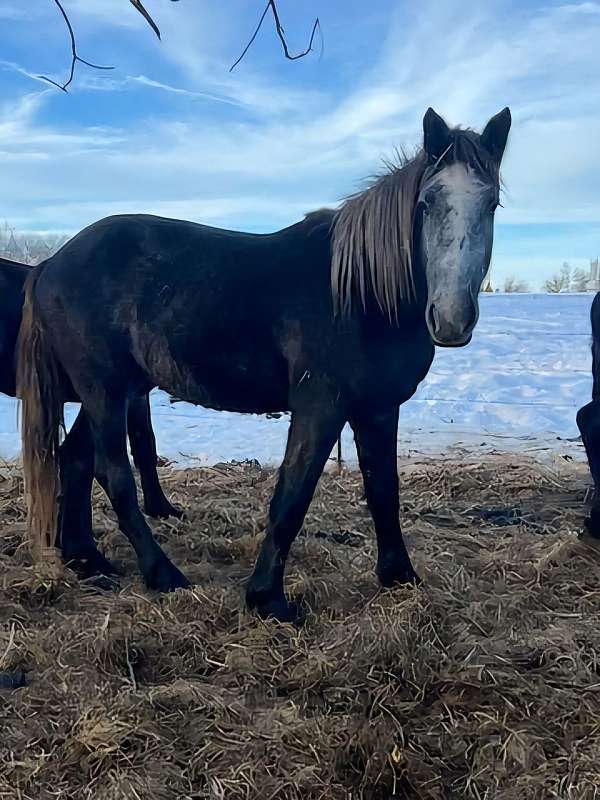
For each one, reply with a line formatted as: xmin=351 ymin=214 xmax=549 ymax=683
xmin=544 ymin=262 xmax=572 ymax=293
xmin=503 ymin=275 xmax=529 ymax=293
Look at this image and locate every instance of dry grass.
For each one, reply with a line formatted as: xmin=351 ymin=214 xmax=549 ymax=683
xmin=1 ymin=453 xmax=600 ymax=799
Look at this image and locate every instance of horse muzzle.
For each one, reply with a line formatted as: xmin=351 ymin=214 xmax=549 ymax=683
xmin=426 ymin=301 xmax=477 ymax=347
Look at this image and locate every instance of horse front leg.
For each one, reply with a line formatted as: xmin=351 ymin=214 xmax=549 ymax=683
xmin=350 ymin=407 xmax=420 ymax=586
xmin=246 ymin=402 xmax=344 ymax=622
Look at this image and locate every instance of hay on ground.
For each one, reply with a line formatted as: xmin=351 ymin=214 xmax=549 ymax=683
xmin=1 ymin=453 xmax=599 ymax=799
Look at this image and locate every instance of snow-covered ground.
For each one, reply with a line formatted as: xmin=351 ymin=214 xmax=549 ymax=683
xmin=0 ymin=293 xmax=594 ymax=465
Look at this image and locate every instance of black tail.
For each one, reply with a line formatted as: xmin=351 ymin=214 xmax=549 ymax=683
xmin=592 ymin=293 xmax=600 ymax=400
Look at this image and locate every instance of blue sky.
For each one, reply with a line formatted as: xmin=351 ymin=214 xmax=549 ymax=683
xmin=0 ymin=0 xmax=598 ymax=289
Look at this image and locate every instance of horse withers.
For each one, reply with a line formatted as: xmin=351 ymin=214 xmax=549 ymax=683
xmin=577 ymin=292 xmax=600 ymax=538
xmin=0 ymin=256 xmax=180 ymax=578
xmin=18 ymin=107 xmax=510 ymax=620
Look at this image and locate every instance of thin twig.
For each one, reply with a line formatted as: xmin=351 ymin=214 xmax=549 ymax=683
xmin=125 ymin=639 xmax=138 ymax=691
xmin=230 ymin=0 xmax=320 ymax=71
xmin=0 ymin=623 xmax=16 ymax=670
xmin=130 ymin=0 xmax=182 ymax=40
xmin=40 ymin=0 xmax=114 ymax=92
xmin=129 ymin=0 xmax=160 ymax=40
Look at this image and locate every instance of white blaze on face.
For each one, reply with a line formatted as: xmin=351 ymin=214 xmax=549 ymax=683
xmin=423 ymin=162 xmax=494 ymax=345
xmin=425 ymin=162 xmax=490 ymax=295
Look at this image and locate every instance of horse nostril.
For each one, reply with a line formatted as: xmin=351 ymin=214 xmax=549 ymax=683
xmin=428 ymin=303 xmax=440 ymax=334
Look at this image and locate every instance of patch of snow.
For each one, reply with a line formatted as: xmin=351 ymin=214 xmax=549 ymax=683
xmin=0 ymin=293 xmax=593 ymax=466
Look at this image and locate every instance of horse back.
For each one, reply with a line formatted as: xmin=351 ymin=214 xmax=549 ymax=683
xmin=32 ymin=214 xmax=337 ymax=411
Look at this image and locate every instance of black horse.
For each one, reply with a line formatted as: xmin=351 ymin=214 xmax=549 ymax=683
xmin=577 ymin=292 xmax=600 ymax=539
xmin=18 ymin=107 xmax=511 ymax=620
xmin=0 ymin=256 xmax=179 ymax=577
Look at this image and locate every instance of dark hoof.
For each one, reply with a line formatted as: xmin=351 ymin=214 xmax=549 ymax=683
xmin=583 ymin=514 xmax=600 ymax=540
xmin=85 ymin=574 xmax=121 ymax=591
xmin=247 ymin=589 xmax=304 ymax=624
xmin=144 ymin=557 xmax=190 ymax=593
xmin=144 ymin=498 xmax=184 ymax=520
xmin=0 ymin=670 xmax=26 ymax=690
xmin=66 ymin=549 xmax=120 ymax=581
xmin=377 ymin=560 xmax=421 ymax=589
xmin=583 ymin=517 xmax=600 ymax=539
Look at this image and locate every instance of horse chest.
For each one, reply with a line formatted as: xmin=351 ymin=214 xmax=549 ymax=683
xmin=346 ymin=326 xmax=434 ymax=407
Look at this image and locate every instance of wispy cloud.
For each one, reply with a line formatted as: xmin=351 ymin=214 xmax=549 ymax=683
xmin=0 ymin=0 xmax=598 ymax=285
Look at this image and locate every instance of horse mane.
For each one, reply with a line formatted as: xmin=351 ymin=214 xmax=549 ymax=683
xmin=330 ymin=129 xmax=500 ymax=321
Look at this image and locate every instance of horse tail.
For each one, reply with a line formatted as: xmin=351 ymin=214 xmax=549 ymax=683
xmin=592 ymin=292 xmax=600 ymax=401
xmin=16 ymin=264 xmax=64 ymax=569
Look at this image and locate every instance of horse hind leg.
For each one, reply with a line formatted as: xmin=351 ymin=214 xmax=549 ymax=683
xmin=127 ymin=394 xmax=183 ymax=520
xmin=58 ymin=408 xmax=118 ymax=579
xmin=80 ymin=385 xmax=189 ymax=592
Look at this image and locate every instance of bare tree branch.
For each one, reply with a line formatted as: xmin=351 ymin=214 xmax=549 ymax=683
xmin=129 ymin=0 xmax=183 ymax=40
xmin=230 ymin=0 xmax=321 ymax=72
xmin=41 ymin=0 xmax=317 ymax=92
xmin=39 ymin=0 xmax=114 ymax=92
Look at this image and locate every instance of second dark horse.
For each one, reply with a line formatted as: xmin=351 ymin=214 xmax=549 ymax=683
xmin=18 ymin=107 xmax=511 ymax=620
xmin=0 ymin=256 xmax=180 ymax=578
xmin=577 ymin=292 xmax=600 ymax=539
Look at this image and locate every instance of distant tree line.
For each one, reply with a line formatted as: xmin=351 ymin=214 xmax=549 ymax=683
xmin=483 ymin=261 xmax=595 ymax=293
xmin=540 ymin=262 xmax=589 ymax=293
xmin=0 ymin=222 xmax=68 ymax=265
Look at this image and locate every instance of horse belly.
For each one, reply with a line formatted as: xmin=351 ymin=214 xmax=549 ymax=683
xmin=135 ymin=331 xmax=289 ymax=413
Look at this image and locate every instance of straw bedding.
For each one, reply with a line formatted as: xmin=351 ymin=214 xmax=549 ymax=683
xmin=1 ymin=453 xmax=599 ymax=799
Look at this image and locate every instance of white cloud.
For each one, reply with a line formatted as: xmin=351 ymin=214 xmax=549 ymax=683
xmin=0 ymin=0 xmax=598 ymax=280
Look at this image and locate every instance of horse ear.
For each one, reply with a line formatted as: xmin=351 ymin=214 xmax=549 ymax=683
xmin=423 ymin=108 xmax=451 ymax=159
xmin=481 ymin=107 xmax=511 ymax=162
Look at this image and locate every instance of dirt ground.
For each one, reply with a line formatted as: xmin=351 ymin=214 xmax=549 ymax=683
xmin=1 ymin=453 xmax=600 ymax=800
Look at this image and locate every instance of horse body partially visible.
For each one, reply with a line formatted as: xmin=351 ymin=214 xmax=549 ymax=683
xmin=0 ymin=255 xmax=180 ymax=576
xmin=577 ymin=292 xmax=600 ymax=537
xmin=0 ymin=257 xmax=28 ymax=396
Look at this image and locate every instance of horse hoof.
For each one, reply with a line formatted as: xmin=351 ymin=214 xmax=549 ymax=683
xmin=66 ymin=550 xmax=120 ymax=581
xmin=145 ymin=559 xmax=190 ymax=592
xmin=377 ymin=561 xmax=422 ymax=589
xmin=584 ymin=514 xmax=600 ymax=540
xmin=247 ymin=591 xmax=304 ymax=624
xmin=86 ymin=574 xmax=121 ymax=591
xmin=0 ymin=670 xmax=26 ymax=690
xmin=144 ymin=499 xmax=185 ymax=520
